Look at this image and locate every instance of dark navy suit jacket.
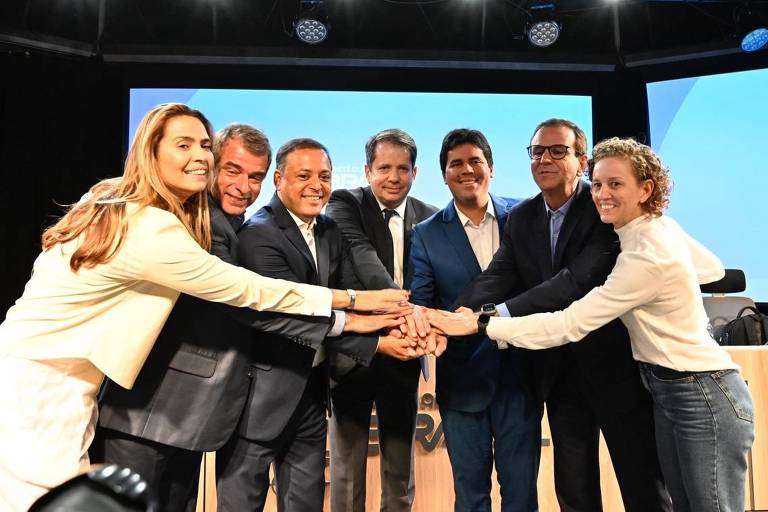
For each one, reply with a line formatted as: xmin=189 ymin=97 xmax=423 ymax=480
xmin=236 ymin=194 xmax=379 ymax=442
xmin=409 ymin=194 xmax=519 ymax=412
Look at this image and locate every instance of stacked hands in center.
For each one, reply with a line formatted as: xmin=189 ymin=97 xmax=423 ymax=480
xmin=344 ymin=289 xmax=480 ymax=361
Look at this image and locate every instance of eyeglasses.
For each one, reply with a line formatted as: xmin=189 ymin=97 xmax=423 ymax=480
xmin=526 ymin=144 xmax=582 ymax=160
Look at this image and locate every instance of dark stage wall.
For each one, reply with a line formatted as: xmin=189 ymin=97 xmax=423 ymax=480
xmin=1 ymin=52 xmax=124 ymax=319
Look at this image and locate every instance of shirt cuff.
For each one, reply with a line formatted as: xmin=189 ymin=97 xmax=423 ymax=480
xmin=303 ymin=286 xmax=333 ymax=317
xmin=496 ymin=303 xmax=511 ymax=317
xmin=328 ymin=310 xmax=346 ymax=337
xmin=486 ymin=317 xmax=511 ymax=350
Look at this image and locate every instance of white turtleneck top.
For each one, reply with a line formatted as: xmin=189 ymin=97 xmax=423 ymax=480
xmin=486 ymin=214 xmax=737 ymax=372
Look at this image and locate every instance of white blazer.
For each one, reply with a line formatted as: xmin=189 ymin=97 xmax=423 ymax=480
xmin=0 ymin=204 xmax=332 ymax=388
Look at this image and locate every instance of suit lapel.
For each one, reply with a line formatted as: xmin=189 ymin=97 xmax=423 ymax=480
xmin=362 ymin=187 xmax=395 ymax=278
xmin=402 ymin=197 xmax=420 ymax=285
xmin=442 ymin=202 xmax=481 ymax=277
xmin=315 ymin=219 xmax=331 ymax=287
xmin=532 ymin=195 xmax=554 ymax=279
xmin=552 ymin=181 xmax=590 ymax=271
xmin=268 ymin=194 xmax=319 ymax=283
xmin=208 ymin=194 xmax=236 ymax=235
xmin=490 ymin=194 xmax=511 ymax=233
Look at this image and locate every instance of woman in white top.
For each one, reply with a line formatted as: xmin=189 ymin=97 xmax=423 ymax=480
xmin=429 ymin=137 xmax=755 ymax=512
xmin=0 ymin=103 xmax=409 ymax=511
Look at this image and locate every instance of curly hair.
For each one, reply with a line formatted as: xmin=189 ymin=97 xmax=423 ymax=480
xmin=587 ymin=137 xmax=672 ymax=216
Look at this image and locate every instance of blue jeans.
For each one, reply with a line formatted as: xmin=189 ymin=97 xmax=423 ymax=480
xmin=639 ymin=364 xmax=755 ymax=512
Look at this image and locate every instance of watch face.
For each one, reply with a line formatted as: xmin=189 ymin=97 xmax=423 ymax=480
xmin=480 ymin=303 xmax=497 ymax=315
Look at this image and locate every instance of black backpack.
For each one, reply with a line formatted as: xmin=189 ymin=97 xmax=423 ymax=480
xmin=717 ymin=306 xmax=768 ymax=346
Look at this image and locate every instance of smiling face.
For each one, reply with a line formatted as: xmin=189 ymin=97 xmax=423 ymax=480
xmin=156 ymin=115 xmax=214 ymax=202
xmin=444 ymin=143 xmax=493 ymax=206
xmin=590 ymin=156 xmax=654 ymax=228
xmin=365 ymin=141 xmax=417 ymax=209
xmin=275 ymin=147 xmax=332 ymax=222
xmin=530 ymin=125 xmax=587 ymax=208
xmin=215 ymin=139 xmax=270 ymax=216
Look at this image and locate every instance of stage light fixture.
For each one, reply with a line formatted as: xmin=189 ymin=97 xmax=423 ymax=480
xmin=741 ymin=27 xmax=768 ymax=52
xmin=293 ymin=0 xmax=329 ymax=45
xmin=526 ymin=20 xmax=561 ymax=48
xmin=295 ymin=17 xmax=328 ymax=44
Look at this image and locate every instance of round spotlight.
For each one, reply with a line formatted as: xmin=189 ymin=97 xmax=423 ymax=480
xmin=741 ymin=28 xmax=768 ymax=52
xmin=295 ymin=18 xmax=328 ymax=45
xmin=527 ymin=20 xmax=561 ymax=48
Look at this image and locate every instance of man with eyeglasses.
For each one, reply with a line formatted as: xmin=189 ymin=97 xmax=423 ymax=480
xmin=325 ymin=129 xmax=438 ymax=512
xmin=455 ymin=119 xmax=671 ymax=511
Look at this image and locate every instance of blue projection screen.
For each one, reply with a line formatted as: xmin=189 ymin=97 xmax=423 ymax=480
xmin=129 ymin=88 xmax=592 ymax=215
xmin=647 ymin=68 xmax=768 ymax=301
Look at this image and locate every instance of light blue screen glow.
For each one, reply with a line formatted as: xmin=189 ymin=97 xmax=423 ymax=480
xmin=129 ymin=87 xmax=592 ymax=215
xmin=647 ymin=68 xmax=768 ymax=300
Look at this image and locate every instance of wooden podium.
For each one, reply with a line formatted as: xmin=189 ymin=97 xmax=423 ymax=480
xmin=197 ymin=347 xmax=767 ymax=511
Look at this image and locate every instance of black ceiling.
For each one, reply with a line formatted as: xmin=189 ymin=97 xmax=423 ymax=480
xmin=2 ymin=0 xmax=768 ymax=70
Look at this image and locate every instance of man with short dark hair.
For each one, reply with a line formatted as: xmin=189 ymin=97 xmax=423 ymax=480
xmin=325 ymin=128 xmax=438 ymax=512
xmin=410 ymin=128 xmax=538 ymax=512
xmin=215 ymin=138 xmax=421 ymax=512
xmin=455 ymin=119 xmax=671 ymax=512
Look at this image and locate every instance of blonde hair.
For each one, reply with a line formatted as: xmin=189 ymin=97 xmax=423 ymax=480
xmin=42 ymin=103 xmax=214 ymax=271
xmin=587 ymin=137 xmax=672 ymax=216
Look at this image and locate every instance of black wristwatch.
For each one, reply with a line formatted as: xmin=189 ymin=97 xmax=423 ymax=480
xmin=477 ymin=303 xmax=498 ymax=335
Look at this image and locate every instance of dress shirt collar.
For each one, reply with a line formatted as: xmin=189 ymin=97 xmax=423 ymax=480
xmin=374 ymin=196 xmax=407 ymax=219
xmin=454 ymin=194 xmax=496 ymax=227
xmin=286 ymin=208 xmax=317 ymax=235
xmin=544 ymin=190 xmax=576 ymax=219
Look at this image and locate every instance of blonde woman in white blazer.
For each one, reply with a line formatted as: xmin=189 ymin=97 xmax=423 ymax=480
xmin=0 ymin=103 xmax=409 ymax=511
xmin=429 ymin=138 xmax=754 ymax=512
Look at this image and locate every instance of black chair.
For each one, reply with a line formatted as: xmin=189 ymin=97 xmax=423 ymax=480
xmin=700 ymin=269 xmax=756 ymax=340
xmin=29 ymin=464 xmax=158 ymax=512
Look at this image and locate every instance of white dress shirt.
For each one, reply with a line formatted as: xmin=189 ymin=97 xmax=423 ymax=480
xmin=285 ymin=210 xmax=335 ymax=366
xmin=374 ymin=197 xmax=430 ymax=378
xmin=287 ymin=209 xmax=318 ymax=269
xmin=374 ymin=197 xmax=407 ymax=288
xmin=486 ymin=214 xmax=736 ymax=372
xmin=283 ymin=211 xmax=346 ymax=336
xmin=454 ymin=196 xmax=499 ymax=271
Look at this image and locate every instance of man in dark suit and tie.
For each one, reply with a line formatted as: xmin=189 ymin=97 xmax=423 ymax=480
xmin=455 ymin=119 xmax=671 ymax=512
xmin=325 ymin=129 xmax=438 ymax=512
xmin=410 ymin=128 xmax=539 ymax=512
xmin=215 ymin=138 xmax=420 ymax=512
